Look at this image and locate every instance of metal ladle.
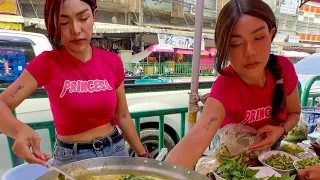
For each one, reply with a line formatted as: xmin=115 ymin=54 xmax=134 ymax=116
xmin=45 ymin=163 xmax=76 ymax=180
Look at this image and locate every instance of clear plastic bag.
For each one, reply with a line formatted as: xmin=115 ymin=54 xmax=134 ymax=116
xmin=217 ymin=123 xmax=263 ymax=157
xmin=215 ymin=124 xmax=268 ymax=166
xmin=284 ymin=113 xmax=310 ymax=141
xmin=195 ymin=156 xmax=220 ymax=175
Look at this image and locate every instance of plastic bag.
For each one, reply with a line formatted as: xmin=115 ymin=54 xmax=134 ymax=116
xmin=217 ymin=123 xmax=263 ymax=157
xmin=195 ymin=156 xmax=220 ymax=175
xmin=284 ymin=113 xmax=310 ymax=141
xmin=215 ymin=124 xmax=268 ymax=166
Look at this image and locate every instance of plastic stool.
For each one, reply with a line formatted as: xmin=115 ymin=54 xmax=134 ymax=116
xmin=2 ymin=163 xmax=48 ymax=180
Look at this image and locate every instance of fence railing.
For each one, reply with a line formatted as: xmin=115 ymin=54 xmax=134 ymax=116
xmin=301 ymin=75 xmax=320 ymax=107
xmin=124 ymin=62 xmax=215 ymax=76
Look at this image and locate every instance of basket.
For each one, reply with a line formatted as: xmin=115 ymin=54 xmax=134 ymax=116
xmin=301 ymin=106 xmax=320 ymax=133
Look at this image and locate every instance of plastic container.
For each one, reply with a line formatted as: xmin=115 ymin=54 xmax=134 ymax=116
xmin=301 ymin=106 xmax=320 ymax=133
xmin=258 ymin=150 xmax=299 ymax=174
xmin=2 ymin=163 xmax=49 ymax=180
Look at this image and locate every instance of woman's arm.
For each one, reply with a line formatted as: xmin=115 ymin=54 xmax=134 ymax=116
xmin=115 ymin=83 xmax=146 ymax=155
xmin=0 ymin=70 xmax=38 ymax=138
xmin=0 ymin=70 xmax=49 ymax=164
xmin=282 ymin=87 xmax=301 ymax=132
xmin=165 ymin=98 xmax=226 ymax=169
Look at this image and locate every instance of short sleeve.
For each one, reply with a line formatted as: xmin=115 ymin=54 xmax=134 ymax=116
xmin=113 ymin=54 xmax=125 ymax=89
xmin=278 ymin=56 xmax=298 ymax=96
xmin=25 ymin=51 xmax=52 ymax=87
xmin=209 ymin=75 xmax=234 ymax=113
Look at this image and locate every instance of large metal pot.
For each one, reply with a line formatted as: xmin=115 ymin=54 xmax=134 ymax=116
xmin=37 ymin=157 xmax=209 ymax=180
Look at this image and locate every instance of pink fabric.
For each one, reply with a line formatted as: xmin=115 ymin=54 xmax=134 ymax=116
xmin=209 ymin=56 xmax=298 ymax=130
xmin=25 ymin=45 xmax=125 ymax=136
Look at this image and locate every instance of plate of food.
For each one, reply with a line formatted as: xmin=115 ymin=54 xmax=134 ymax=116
xmin=293 ymin=157 xmax=320 ymax=171
xmin=209 ymin=157 xmax=296 ymax=180
xmin=258 ymin=150 xmax=299 ymax=174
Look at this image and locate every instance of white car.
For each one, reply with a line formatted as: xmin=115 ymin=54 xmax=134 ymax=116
xmin=294 ymin=53 xmax=320 ymax=106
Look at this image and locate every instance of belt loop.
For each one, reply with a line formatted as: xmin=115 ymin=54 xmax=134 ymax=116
xmin=107 ymin=136 xmax=113 ymax=145
xmin=73 ymin=142 xmax=78 ymax=154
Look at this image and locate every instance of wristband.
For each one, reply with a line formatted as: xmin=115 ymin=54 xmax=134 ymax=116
xmin=279 ymin=124 xmax=288 ymax=136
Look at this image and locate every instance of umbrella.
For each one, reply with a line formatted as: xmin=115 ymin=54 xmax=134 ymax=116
xmin=188 ymin=0 xmax=205 ymax=130
xmin=129 ymin=44 xmax=174 ymax=63
xmin=294 ymin=53 xmax=320 ymax=75
xmin=147 ymin=44 xmax=175 ymax=53
xmin=175 ymin=49 xmax=210 ymax=55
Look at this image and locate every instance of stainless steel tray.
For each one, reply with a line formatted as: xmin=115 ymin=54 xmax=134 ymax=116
xmin=37 ymin=157 xmax=209 ymax=180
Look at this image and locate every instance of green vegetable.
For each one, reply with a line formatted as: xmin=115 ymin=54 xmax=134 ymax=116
xmin=211 ymin=158 xmax=296 ymax=180
xmin=214 ymin=158 xmax=262 ymax=180
xmin=284 ymin=124 xmax=308 ymax=142
xmin=295 ymin=157 xmax=320 ymax=170
xmin=280 ymin=144 xmax=304 ymax=156
xmin=262 ymin=153 xmax=294 ymax=170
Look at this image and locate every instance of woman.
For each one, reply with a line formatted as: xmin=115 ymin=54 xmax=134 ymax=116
xmin=0 ymin=0 xmax=148 ymax=167
xmin=165 ymin=0 xmax=301 ymax=169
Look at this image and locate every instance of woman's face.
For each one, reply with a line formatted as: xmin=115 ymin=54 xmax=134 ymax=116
xmin=59 ymin=0 xmax=96 ymax=53
xmin=228 ymin=15 xmax=275 ymax=79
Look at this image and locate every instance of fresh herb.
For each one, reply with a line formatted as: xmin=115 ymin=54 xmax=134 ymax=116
xmin=211 ymin=158 xmax=296 ymax=180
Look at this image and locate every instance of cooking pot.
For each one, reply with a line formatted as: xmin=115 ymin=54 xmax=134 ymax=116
xmin=37 ymin=157 xmax=209 ymax=180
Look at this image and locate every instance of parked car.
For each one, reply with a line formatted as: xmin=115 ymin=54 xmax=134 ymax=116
xmin=294 ymin=53 xmax=320 ymax=105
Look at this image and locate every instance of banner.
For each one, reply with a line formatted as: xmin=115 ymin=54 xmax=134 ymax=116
xmin=0 ymin=0 xmax=17 ymax=14
xmin=158 ymin=33 xmax=205 ymax=50
xmin=0 ymin=22 xmax=22 ymax=31
xmin=280 ymin=0 xmax=299 ymax=16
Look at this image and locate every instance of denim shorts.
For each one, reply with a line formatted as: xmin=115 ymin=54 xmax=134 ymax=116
xmin=48 ymin=128 xmax=129 ymax=167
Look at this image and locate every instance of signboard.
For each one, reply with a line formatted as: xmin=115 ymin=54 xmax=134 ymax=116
xmin=157 ymin=33 xmax=205 ymax=50
xmin=0 ymin=0 xmax=17 ymax=14
xmin=280 ymin=0 xmax=299 ymax=16
xmin=288 ymin=35 xmax=300 ymax=43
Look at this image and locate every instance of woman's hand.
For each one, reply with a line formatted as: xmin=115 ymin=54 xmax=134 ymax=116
xmin=12 ymin=125 xmax=50 ymax=165
xmin=248 ymin=125 xmax=284 ymax=152
xmin=298 ymin=165 xmax=320 ymax=180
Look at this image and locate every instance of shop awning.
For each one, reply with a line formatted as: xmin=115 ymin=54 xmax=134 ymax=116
xmin=23 ymin=18 xmax=215 ymax=39
xmin=24 ymin=18 xmax=144 ymax=33
xmin=0 ymin=14 xmax=24 ymax=23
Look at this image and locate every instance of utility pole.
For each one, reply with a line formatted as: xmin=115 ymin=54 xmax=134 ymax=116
xmin=139 ymin=0 xmax=144 ymax=26
xmin=188 ymin=0 xmax=205 ymax=130
xmin=139 ymin=0 xmax=144 ymax=51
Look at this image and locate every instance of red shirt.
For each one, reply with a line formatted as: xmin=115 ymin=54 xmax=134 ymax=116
xmin=209 ymin=56 xmax=298 ymax=130
xmin=25 ymin=45 xmax=125 ymax=136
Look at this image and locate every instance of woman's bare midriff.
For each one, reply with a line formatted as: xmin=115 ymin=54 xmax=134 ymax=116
xmin=58 ymin=123 xmax=115 ymax=142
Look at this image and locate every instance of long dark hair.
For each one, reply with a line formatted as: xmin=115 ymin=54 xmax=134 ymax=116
xmin=215 ymin=0 xmax=285 ymax=120
xmin=44 ymin=0 xmax=97 ymax=48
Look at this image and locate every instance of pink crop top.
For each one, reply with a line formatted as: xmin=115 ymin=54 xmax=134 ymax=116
xmin=25 ymin=45 xmax=125 ymax=136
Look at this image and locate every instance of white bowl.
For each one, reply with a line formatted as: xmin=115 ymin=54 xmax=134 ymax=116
xmin=293 ymin=157 xmax=320 ymax=172
xmin=258 ymin=150 xmax=299 ymax=174
xmin=212 ymin=166 xmax=281 ymax=180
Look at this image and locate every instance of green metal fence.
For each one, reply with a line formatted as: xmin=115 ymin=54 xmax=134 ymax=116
xmin=301 ymin=75 xmax=320 ymax=107
xmin=124 ymin=62 xmax=215 ymax=77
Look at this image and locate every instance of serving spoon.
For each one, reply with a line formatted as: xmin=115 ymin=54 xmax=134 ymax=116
xmin=45 ymin=163 xmax=76 ymax=180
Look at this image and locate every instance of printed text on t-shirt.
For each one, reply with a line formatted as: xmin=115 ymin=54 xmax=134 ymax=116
xmin=60 ymin=80 xmax=113 ymax=98
xmin=240 ymin=106 xmax=272 ymax=124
